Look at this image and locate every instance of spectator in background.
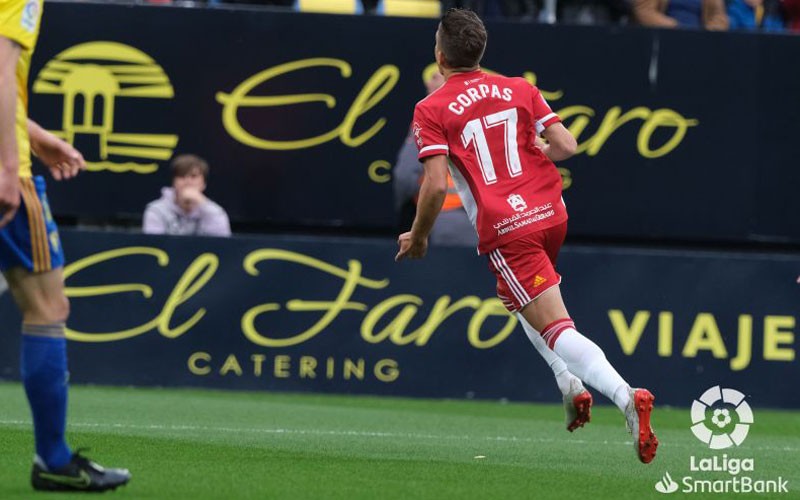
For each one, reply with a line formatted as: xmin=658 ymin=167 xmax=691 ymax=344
xmin=784 ymin=0 xmax=800 ymax=30
xmin=441 ymin=0 xmax=486 ymax=15
xmin=394 ymin=71 xmax=478 ymax=248
xmin=759 ymin=0 xmax=788 ymax=30
xmin=633 ymin=0 xmax=729 ymax=29
xmin=143 ymin=154 xmax=231 ymax=237
xmin=494 ymin=0 xmax=538 ymax=21
xmin=559 ymin=0 xmax=633 ymax=24
xmin=727 ymin=0 xmax=760 ymax=28
xmin=228 ymin=0 xmax=294 ymax=6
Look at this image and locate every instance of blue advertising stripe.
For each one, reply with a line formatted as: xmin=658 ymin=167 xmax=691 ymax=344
xmin=1 ymin=230 xmax=796 ymax=407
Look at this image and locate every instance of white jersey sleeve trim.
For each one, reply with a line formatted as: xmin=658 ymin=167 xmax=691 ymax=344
xmin=535 ymin=112 xmax=559 ymax=134
xmin=419 ymin=145 xmax=449 ymax=154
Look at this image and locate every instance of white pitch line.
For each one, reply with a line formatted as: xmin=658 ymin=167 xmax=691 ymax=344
xmin=0 ymin=419 xmax=563 ymax=443
xmin=0 ymin=419 xmax=797 ymax=452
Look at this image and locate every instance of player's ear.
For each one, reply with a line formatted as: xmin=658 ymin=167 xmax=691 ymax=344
xmin=435 ymin=49 xmax=446 ymax=69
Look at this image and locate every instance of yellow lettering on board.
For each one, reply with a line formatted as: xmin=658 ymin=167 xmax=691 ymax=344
xmin=467 ymin=299 xmax=516 ymax=349
xmin=220 ymin=354 xmax=243 ymax=376
xmin=374 ymin=359 xmax=400 ymax=382
xmin=242 ymin=249 xmax=388 ymax=347
xmin=608 ymin=310 xmax=650 ymax=355
xmin=658 ymin=311 xmax=673 ymax=357
xmin=188 ymin=352 xmax=211 ymax=375
xmin=730 ymin=315 xmax=753 ymax=371
xmin=216 ymin=59 xmax=399 ymax=150
xmin=682 ymin=313 xmax=728 ymax=359
xmin=764 ymin=316 xmax=795 ymax=361
xmin=64 ymin=248 xmax=216 ymax=343
xmin=300 ymin=356 xmax=317 ymax=379
xmin=274 ymin=355 xmax=291 ymax=378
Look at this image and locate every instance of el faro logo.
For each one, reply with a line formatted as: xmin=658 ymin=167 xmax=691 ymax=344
xmin=33 ymin=42 xmax=178 ymax=174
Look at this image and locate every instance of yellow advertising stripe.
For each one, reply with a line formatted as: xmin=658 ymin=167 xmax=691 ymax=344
xmin=106 ymin=145 xmax=174 ymax=160
xmin=116 ymin=86 xmax=174 ymax=98
xmin=57 ymin=43 xmax=154 ymax=64
xmin=45 ymin=62 xmax=164 ymax=74
xmin=19 ymin=179 xmax=44 ymax=272
xmin=383 ymin=0 xmax=440 ymax=18
xmin=102 ymin=65 xmax=165 ymax=74
xmin=42 ymin=60 xmax=81 ymax=71
xmin=36 ymin=69 xmax=69 ymax=81
xmin=107 ymin=133 xmax=179 ymax=148
xmin=114 ymin=75 xmax=170 ymax=85
xmin=24 ymin=180 xmax=51 ymax=272
xmin=42 ymin=61 xmax=162 ymax=73
xmin=31 ymin=81 xmax=62 ymax=94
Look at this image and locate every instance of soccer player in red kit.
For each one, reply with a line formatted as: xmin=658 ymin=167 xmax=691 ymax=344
xmin=395 ymin=8 xmax=658 ymax=463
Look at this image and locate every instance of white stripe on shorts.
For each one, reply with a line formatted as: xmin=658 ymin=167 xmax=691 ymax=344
xmin=489 ymin=249 xmax=531 ymax=306
xmin=494 ymin=250 xmax=532 ymax=305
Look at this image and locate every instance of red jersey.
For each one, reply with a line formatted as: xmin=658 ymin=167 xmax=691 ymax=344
xmin=412 ymin=70 xmax=567 ymax=254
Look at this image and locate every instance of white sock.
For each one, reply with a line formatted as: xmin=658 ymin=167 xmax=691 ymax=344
xmin=517 ymin=313 xmax=578 ymax=396
xmin=543 ymin=320 xmax=631 ymax=412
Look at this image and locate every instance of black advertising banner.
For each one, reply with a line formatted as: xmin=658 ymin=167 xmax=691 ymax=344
xmin=29 ymin=3 xmax=800 ymax=242
xmin=1 ymin=230 xmax=798 ymax=408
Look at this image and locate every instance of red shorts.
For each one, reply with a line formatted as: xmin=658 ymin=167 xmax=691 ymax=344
xmin=487 ymin=222 xmax=567 ymax=312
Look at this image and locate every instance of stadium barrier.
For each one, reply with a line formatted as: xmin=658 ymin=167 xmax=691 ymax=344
xmin=1 ymin=230 xmax=797 ymax=408
xmin=30 ymin=2 xmax=800 ymax=244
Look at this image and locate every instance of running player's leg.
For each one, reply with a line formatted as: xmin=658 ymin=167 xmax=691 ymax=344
xmin=518 ymin=285 xmax=631 ymax=412
xmin=519 ymin=285 xmax=659 ymax=463
xmin=490 ymin=230 xmax=582 ymax=396
xmin=516 ymin=314 xmax=592 ymax=432
xmin=493 ymin=260 xmax=581 ymax=397
xmin=516 ymin=313 xmax=577 ymax=395
xmin=519 ymin=221 xmax=581 ymax=396
xmin=488 ymin=233 xmax=591 ymax=431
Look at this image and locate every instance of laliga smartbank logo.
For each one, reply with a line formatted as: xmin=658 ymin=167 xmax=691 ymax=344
xmin=654 ymin=385 xmax=789 ymax=495
xmin=690 ymin=385 xmax=752 ymax=449
xmin=33 ymin=42 xmax=178 ymax=174
xmin=655 ymin=472 xmax=679 ymax=493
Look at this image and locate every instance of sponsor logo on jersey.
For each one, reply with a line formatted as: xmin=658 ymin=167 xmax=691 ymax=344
xmin=507 ymin=194 xmax=527 ymax=212
xmin=533 ymin=275 xmax=547 ymax=287
xmin=412 ymin=122 xmax=423 ymax=148
xmin=21 ymin=0 xmax=40 ymax=33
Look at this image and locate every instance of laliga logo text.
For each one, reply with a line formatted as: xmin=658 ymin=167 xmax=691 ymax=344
xmin=654 ymin=385 xmax=789 ymax=495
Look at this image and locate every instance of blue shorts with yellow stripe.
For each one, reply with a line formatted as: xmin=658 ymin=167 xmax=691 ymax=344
xmin=0 ymin=176 xmax=64 ymax=273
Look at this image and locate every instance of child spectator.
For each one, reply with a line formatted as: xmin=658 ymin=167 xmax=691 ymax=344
xmin=143 ymin=154 xmax=231 ymax=237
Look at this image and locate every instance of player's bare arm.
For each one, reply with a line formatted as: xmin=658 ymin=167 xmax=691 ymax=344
xmin=28 ymin=119 xmax=85 ymax=181
xmin=0 ymin=36 xmax=21 ymax=228
xmin=540 ymin=122 xmax=578 ymax=162
xmin=395 ymin=154 xmax=449 ymax=261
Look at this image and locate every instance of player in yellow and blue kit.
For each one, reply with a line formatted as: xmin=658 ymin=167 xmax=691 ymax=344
xmin=0 ymin=0 xmax=130 ymax=492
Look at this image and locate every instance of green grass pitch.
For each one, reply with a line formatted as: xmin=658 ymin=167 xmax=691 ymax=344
xmin=0 ymin=383 xmax=798 ymax=499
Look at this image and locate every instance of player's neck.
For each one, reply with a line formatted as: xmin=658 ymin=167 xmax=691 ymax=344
xmin=443 ymin=66 xmax=481 ymax=80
